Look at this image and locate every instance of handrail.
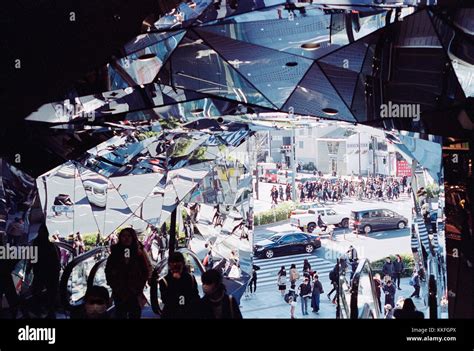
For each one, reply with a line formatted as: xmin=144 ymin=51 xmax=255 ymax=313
xmin=349 ymin=258 xmax=381 ymax=319
xmin=59 ymin=247 xmax=107 ymax=310
xmin=53 ymin=242 xmax=76 ymax=256
xmin=87 ymin=257 xmax=108 ymax=288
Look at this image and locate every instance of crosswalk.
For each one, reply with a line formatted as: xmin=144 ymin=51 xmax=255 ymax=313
xmin=254 ymin=252 xmax=335 ymax=288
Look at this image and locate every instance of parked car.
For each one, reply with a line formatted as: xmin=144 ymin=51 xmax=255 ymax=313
xmin=253 ymin=231 xmax=321 ymax=259
xmin=290 ymin=202 xmax=322 ymax=216
xmin=350 ymin=209 xmax=408 ymax=234
xmin=264 ymin=169 xmax=278 ymax=183
xmin=290 ymin=208 xmax=349 ymax=232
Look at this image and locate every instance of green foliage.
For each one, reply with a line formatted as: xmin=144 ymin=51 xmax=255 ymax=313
xmin=255 ymin=202 xmax=296 ymax=226
xmin=82 ymin=232 xmax=99 ymax=251
xmin=371 ymin=254 xmax=415 ymax=278
xmin=425 ymin=183 xmax=440 ymax=199
xmin=160 ymin=117 xmax=181 ymax=129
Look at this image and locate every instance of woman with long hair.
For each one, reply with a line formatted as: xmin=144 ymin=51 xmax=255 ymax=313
xmin=277 ymin=266 xmax=287 ymax=296
xmin=105 ymin=228 xmax=151 ymax=319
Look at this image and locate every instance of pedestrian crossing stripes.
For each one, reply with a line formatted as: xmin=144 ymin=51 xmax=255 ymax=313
xmin=254 ymin=252 xmax=335 ymax=288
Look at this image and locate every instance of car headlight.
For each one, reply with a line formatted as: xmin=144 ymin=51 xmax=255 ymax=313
xmin=255 ymin=246 xmax=264 ymax=251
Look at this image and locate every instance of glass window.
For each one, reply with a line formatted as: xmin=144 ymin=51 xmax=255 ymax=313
xmin=326 ymin=209 xmax=337 ymax=216
xmin=280 ymin=235 xmax=295 ymax=243
xmin=362 ymin=212 xmax=369 ymax=219
xmin=318 ymin=210 xmax=325 ymax=216
xmin=293 ymin=234 xmax=306 ymax=241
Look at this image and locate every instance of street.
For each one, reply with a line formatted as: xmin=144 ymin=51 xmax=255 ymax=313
xmin=238 ymin=178 xmax=417 ymax=318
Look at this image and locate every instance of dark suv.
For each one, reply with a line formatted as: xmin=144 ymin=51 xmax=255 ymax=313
xmin=350 ymin=209 xmax=408 ymax=234
xmin=253 ymin=231 xmax=321 ymax=259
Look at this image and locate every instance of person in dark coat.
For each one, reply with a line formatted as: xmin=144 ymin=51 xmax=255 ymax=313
xmin=200 ymin=269 xmax=242 ymax=319
xmin=393 ymin=298 xmax=424 ymax=319
xmin=159 ymin=251 xmax=200 ymax=319
xmin=311 ymin=275 xmax=323 ymax=313
xmin=382 ymin=257 xmax=394 ymax=282
xmin=393 ymin=254 xmax=404 ymax=290
xmin=105 ymin=228 xmax=151 ymax=319
xmin=31 ymin=224 xmax=60 ymax=318
xmin=383 ymin=280 xmax=396 ymax=308
xmin=410 ymin=270 xmax=421 ymax=298
xmin=248 ymin=264 xmax=259 ymax=294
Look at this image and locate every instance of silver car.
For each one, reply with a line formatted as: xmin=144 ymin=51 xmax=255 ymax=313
xmin=350 ymin=209 xmax=408 ymax=234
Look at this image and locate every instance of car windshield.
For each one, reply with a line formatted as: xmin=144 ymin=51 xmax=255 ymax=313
xmin=269 ymin=235 xmax=281 ymax=242
xmin=351 ymin=211 xmax=358 ymax=219
xmin=268 ymin=170 xmax=277 ymax=174
xmin=297 ymin=204 xmax=309 ymax=210
xmin=95 ymin=188 xmax=106 ymax=195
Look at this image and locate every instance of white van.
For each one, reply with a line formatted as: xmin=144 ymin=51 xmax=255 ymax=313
xmin=83 ymin=180 xmax=108 ymax=207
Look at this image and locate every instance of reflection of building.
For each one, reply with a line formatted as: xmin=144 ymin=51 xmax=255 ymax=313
xmin=346 ymin=133 xmax=395 ymax=176
xmin=296 ymin=122 xmax=352 ymax=175
xmin=314 ymin=128 xmax=350 ymax=175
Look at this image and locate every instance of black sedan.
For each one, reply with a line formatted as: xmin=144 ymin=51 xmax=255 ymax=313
xmin=253 ymin=232 xmax=321 ymax=259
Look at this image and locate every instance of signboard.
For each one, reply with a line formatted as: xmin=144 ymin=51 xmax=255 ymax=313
xmin=396 ymin=160 xmax=412 ymax=177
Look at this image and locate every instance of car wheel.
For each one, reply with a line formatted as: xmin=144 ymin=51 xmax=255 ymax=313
xmin=265 ymin=250 xmax=274 ymax=259
xmin=307 ymin=223 xmax=316 ymax=233
xmin=305 ymin=244 xmax=314 ymax=253
xmin=341 ymin=218 xmax=349 ymax=228
xmin=363 ymin=225 xmax=372 ymax=234
xmin=397 ymin=221 xmax=406 ymax=229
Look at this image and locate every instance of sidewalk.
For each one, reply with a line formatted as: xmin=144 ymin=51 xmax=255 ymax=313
xmin=240 ymin=277 xmax=428 ymax=319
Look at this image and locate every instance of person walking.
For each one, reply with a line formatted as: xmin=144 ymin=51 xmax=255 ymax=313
xmin=277 ymin=266 xmax=287 ymax=296
xmin=311 ymin=275 xmax=324 ymax=313
xmin=298 ymin=278 xmax=312 ymax=316
xmin=105 ymin=228 xmax=152 ymax=319
xmin=409 ymin=269 xmax=421 ymax=299
xmin=303 ymin=259 xmax=311 ymax=279
xmin=289 ymin=264 xmax=300 ymax=290
xmin=382 ymin=257 xmax=394 ymax=283
xmin=383 ymin=279 xmax=396 ymax=308
xmin=393 ymin=254 xmax=404 ymax=290
xmin=248 ymin=264 xmax=259 ymax=294
xmin=327 ymin=265 xmax=338 ymax=304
